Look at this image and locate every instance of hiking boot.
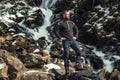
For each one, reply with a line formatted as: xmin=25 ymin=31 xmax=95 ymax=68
xmin=65 ymin=67 xmax=70 ymax=76
xmin=74 ymin=63 xmax=83 ymax=71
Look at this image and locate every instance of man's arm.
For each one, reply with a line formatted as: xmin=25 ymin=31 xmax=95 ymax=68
xmin=72 ymin=22 xmax=79 ymax=39
xmin=54 ymin=23 xmax=61 ymax=39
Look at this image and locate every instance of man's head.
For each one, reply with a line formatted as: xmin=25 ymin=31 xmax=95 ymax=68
xmin=63 ymin=10 xmax=70 ymax=20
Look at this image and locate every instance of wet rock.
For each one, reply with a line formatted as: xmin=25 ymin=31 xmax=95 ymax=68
xmin=6 ymin=54 xmax=27 ymax=73
xmin=49 ymin=66 xmax=75 ymax=80
xmin=26 ymin=0 xmax=42 ymax=6
xmin=69 ymin=70 xmax=98 ymax=80
xmin=0 ymin=49 xmax=27 ymax=80
xmin=37 ymin=37 xmax=50 ymax=51
xmin=98 ymin=68 xmax=110 ymax=80
xmin=49 ymin=68 xmax=65 ymax=80
xmin=76 ymin=62 xmax=93 ymax=72
xmin=110 ymin=69 xmax=120 ymax=80
xmin=24 ymin=9 xmax=44 ymax=29
xmin=114 ymin=23 xmax=120 ymax=40
xmin=0 ymin=63 xmax=8 ymax=78
xmin=113 ymin=60 xmax=120 ymax=70
xmin=50 ymin=41 xmax=63 ymax=58
xmin=103 ymin=18 xmax=119 ymax=33
xmin=0 ymin=37 xmax=5 ymax=44
xmin=12 ymin=72 xmax=24 ymax=80
xmin=18 ymin=53 xmax=45 ymax=68
xmin=23 ymin=71 xmax=55 ymax=80
xmin=39 ymin=50 xmax=51 ymax=63
xmin=89 ymin=55 xmax=104 ymax=70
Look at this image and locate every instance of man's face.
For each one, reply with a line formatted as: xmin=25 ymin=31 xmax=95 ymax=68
xmin=63 ymin=11 xmax=70 ymax=20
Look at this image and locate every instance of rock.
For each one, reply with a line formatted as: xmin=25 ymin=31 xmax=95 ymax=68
xmin=37 ymin=37 xmax=50 ymax=51
xmin=114 ymin=23 xmax=120 ymax=40
xmin=24 ymin=9 xmax=44 ymax=29
xmin=113 ymin=60 xmax=120 ymax=70
xmin=0 ymin=50 xmax=27 ymax=73
xmin=0 ymin=50 xmax=11 ymax=59
xmin=76 ymin=63 xmax=93 ymax=72
xmin=69 ymin=70 xmax=98 ymax=80
xmin=89 ymin=55 xmax=104 ymax=70
xmin=26 ymin=0 xmax=42 ymax=6
xmin=18 ymin=53 xmax=45 ymax=68
xmin=49 ymin=66 xmax=75 ymax=80
xmin=11 ymin=72 xmax=24 ymax=80
xmin=49 ymin=68 xmax=65 ymax=80
xmin=39 ymin=50 xmax=51 ymax=63
xmin=0 ymin=63 xmax=8 ymax=78
xmin=110 ymin=69 xmax=120 ymax=80
xmin=0 ymin=37 xmax=5 ymax=44
xmin=23 ymin=71 xmax=54 ymax=80
xmin=50 ymin=41 xmax=63 ymax=58
xmin=98 ymin=68 xmax=110 ymax=80
xmin=6 ymin=54 xmax=27 ymax=73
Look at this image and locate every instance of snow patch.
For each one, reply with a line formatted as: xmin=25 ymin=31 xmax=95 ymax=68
xmin=0 ymin=63 xmax=6 ymax=69
xmin=44 ymin=63 xmax=61 ymax=72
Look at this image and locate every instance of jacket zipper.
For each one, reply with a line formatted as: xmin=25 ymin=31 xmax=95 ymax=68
xmin=67 ymin=21 xmax=70 ymax=30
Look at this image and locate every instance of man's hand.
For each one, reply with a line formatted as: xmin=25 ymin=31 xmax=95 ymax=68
xmin=73 ymin=37 xmax=77 ymax=40
xmin=60 ymin=37 xmax=66 ymax=41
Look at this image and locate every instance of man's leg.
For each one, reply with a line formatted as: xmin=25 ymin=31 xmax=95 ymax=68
xmin=71 ymin=41 xmax=81 ymax=64
xmin=62 ymin=41 xmax=70 ymax=74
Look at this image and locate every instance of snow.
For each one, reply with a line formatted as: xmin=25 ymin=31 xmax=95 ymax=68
xmin=0 ymin=63 xmax=6 ymax=69
xmin=96 ymin=23 xmax=103 ymax=29
xmin=33 ymin=49 xmax=40 ymax=53
xmin=5 ymin=3 xmax=14 ymax=8
xmin=44 ymin=63 xmax=61 ymax=72
xmin=16 ymin=12 xmax=24 ymax=17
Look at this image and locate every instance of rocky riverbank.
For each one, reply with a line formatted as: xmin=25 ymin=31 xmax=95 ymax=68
xmin=0 ymin=0 xmax=120 ymax=80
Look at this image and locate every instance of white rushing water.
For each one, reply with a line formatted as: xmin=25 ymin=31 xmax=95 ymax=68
xmin=26 ymin=0 xmax=57 ymax=41
xmin=93 ymin=48 xmax=120 ymax=72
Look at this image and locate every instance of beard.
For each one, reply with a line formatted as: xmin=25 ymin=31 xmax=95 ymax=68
xmin=64 ymin=17 xmax=70 ymax=20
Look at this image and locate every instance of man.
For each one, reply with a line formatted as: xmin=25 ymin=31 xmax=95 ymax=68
xmin=55 ymin=10 xmax=82 ymax=75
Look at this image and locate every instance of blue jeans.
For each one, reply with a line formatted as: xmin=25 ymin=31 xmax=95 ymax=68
xmin=62 ymin=40 xmax=81 ymax=69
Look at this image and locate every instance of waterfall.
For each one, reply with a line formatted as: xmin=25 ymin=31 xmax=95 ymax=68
xmin=29 ymin=0 xmax=57 ymax=40
xmin=92 ymin=48 xmax=120 ymax=72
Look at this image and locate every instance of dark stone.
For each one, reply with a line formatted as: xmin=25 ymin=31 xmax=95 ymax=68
xmin=23 ymin=71 xmax=55 ymax=80
xmin=69 ymin=70 xmax=98 ymax=80
xmin=24 ymin=9 xmax=44 ymax=29
xmin=114 ymin=23 xmax=120 ymax=40
xmin=89 ymin=55 xmax=104 ymax=70
xmin=18 ymin=53 xmax=45 ymax=68
xmin=26 ymin=0 xmax=42 ymax=6
xmin=113 ymin=60 xmax=120 ymax=70
xmin=37 ymin=37 xmax=49 ymax=51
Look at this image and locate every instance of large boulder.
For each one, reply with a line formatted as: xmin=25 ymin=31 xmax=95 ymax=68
xmin=24 ymin=9 xmax=44 ymax=29
xmin=0 ymin=50 xmax=27 ymax=72
xmin=113 ymin=60 xmax=120 ymax=70
xmin=26 ymin=0 xmax=42 ymax=6
xmin=18 ymin=53 xmax=45 ymax=68
xmin=23 ymin=70 xmax=55 ymax=80
xmin=6 ymin=55 xmax=27 ymax=73
xmin=69 ymin=70 xmax=98 ymax=80
xmin=0 ymin=63 xmax=8 ymax=78
xmin=89 ymin=55 xmax=104 ymax=70
xmin=98 ymin=68 xmax=110 ymax=80
xmin=110 ymin=69 xmax=120 ymax=80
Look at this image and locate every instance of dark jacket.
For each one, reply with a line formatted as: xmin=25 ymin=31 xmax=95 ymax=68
xmin=55 ymin=20 xmax=79 ymax=40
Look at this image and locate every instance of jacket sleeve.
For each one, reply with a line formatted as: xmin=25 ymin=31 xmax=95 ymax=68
xmin=54 ymin=22 xmax=61 ymax=39
xmin=72 ymin=22 xmax=79 ymax=38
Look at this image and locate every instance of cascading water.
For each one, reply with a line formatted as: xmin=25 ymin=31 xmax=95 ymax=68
xmin=21 ymin=0 xmax=58 ymax=41
xmin=92 ymin=48 xmax=120 ymax=72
